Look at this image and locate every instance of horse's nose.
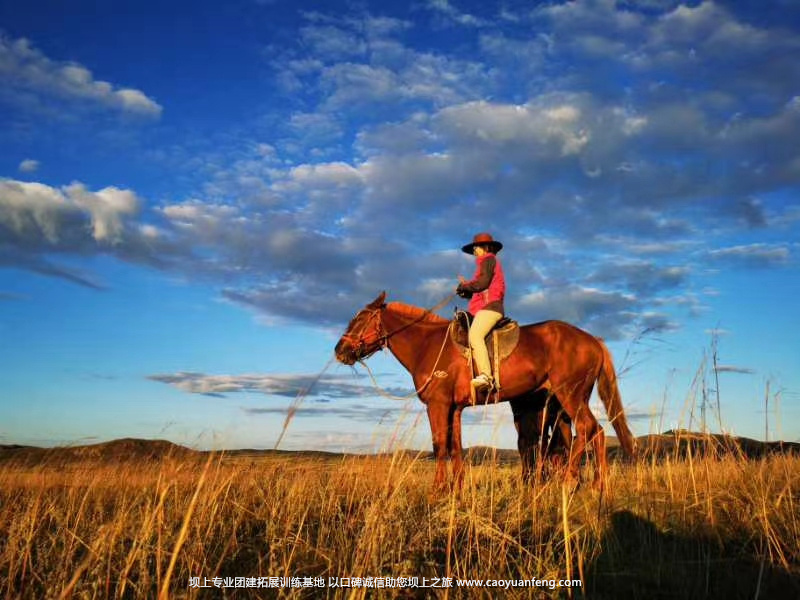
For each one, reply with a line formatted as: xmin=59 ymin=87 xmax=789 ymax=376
xmin=337 ymin=352 xmax=356 ymax=366
xmin=334 ymin=340 xmax=354 ymax=365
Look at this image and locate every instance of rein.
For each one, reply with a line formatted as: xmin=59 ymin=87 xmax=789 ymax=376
xmin=352 ymin=292 xmax=457 ymax=400
xmin=341 ymin=292 xmax=456 ymax=361
xmin=379 ymin=292 xmax=456 ymax=341
xmin=358 ymin=320 xmax=453 ymax=400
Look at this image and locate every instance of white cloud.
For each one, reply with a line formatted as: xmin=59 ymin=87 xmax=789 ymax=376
xmin=0 ymin=178 xmax=183 ymax=288
xmin=519 ymin=285 xmax=636 ymax=318
xmin=0 ymin=179 xmax=143 ymax=246
xmin=587 ymin=261 xmax=689 ymax=296
xmin=115 ymin=88 xmax=161 ymax=115
xmin=0 ymin=180 xmax=69 ymax=244
xmin=320 ymin=63 xmax=403 ymax=108
xmin=653 ymin=2 xmax=766 ymax=51
xmin=426 ymin=0 xmax=488 ymax=28
xmin=300 ymin=24 xmax=366 ymax=59
xmin=149 ymin=371 xmax=380 ymax=398
xmin=69 ymin=184 xmax=140 ymax=243
xmin=518 ymin=285 xmax=640 ymax=338
xmin=534 ymin=0 xmax=645 ymax=42
xmin=435 ymin=99 xmax=590 ymax=156
xmin=18 ymin=159 xmax=39 ymax=173
xmin=0 ymin=35 xmax=162 ymax=117
xmin=708 ymin=244 xmax=791 ymax=268
xmin=161 ymin=201 xmax=239 ymax=227
xmin=288 ymin=162 xmax=363 ymax=187
xmin=271 ymin=15 xmax=490 ymax=114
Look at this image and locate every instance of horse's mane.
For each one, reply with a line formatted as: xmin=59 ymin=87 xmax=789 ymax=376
xmin=386 ymin=302 xmax=449 ymax=325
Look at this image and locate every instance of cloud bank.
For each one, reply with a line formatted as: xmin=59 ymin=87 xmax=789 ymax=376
xmin=0 ymin=34 xmax=162 ymax=117
xmin=2 ymin=1 xmax=798 ymax=341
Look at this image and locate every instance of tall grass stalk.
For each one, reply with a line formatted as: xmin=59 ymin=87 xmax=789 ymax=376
xmin=1 ymin=450 xmax=799 ymax=599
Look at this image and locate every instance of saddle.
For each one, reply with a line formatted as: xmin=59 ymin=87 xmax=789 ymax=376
xmin=450 ymin=310 xmax=521 ymax=366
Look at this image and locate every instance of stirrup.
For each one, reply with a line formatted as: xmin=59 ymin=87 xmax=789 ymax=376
xmin=471 ymin=373 xmax=493 ymax=390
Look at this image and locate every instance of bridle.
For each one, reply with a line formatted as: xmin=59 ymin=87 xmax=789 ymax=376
xmin=339 ymin=307 xmax=388 ymax=361
xmin=340 ymin=293 xmax=457 ymax=362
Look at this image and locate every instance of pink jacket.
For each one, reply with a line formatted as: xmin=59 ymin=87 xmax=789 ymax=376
xmin=459 ymin=253 xmax=505 ymax=315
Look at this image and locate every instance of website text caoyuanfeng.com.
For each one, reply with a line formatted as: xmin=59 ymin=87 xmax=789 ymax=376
xmin=189 ymin=576 xmax=582 ymax=591
xmin=455 ymin=578 xmax=582 ymax=590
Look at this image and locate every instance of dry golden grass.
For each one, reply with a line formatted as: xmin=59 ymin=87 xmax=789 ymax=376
xmin=1 ymin=450 xmax=799 ymax=599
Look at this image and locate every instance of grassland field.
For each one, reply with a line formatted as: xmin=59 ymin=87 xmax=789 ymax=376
xmin=1 ymin=438 xmax=799 ymax=599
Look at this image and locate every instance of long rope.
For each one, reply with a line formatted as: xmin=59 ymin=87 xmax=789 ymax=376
xmin=356 ymin=291 xmax=459 ymax=400
xmin=358 ymin=319 xmax=454 ymax=401
xmin=377 ymin=292 xmax=457 ymax=341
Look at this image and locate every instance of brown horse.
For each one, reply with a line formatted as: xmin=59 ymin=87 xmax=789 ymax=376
xmin=334 ymin=292 xmax=637 ymax=490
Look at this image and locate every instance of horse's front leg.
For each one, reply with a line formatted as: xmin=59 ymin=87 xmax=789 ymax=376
xmin=450 ymin=405 xmax=465 ymax=491
xmin=427 ymin=400 xmax=451 ymax=494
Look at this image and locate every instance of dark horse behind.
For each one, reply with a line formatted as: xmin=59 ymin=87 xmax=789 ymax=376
xmin=335 ymin=292 xmax=637 ymax=490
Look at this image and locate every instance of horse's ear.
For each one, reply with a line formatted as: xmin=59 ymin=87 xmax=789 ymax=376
xmin=368 ymin=290 xmax=387 ymax=308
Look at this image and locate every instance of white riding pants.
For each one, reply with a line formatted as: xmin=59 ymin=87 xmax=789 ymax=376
xmin=468 ymin=309 xmax=503 ymax=377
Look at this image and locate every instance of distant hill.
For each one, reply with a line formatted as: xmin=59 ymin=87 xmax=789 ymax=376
xmin=625 ymin=430 xmax=800 ymax=460
xmin=0 ymin=439 xmax=521 ymax=466
xmin=2 ymin=431 xmax=798 ymax=466
xmin=0 ymin=438 xmax=196 ymax=465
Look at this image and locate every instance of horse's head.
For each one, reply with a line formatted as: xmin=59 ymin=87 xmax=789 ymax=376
xmin=335 ymin=291 xmax=387 ymax=365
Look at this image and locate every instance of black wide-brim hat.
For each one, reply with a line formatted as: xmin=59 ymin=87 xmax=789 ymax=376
xmin=461 ymin=232 xmax=503 ymax=254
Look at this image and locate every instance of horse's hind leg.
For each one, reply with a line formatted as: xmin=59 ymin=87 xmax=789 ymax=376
xmin=588 ymin=417 xmax=607 ymax=490
xmin=559 ymin=380 xmax=606 ymax=489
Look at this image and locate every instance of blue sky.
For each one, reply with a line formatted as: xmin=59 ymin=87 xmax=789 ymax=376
xmin=1 ymin=0 xmax=799 ymax=451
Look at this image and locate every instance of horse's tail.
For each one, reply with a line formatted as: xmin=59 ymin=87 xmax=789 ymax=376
xmin=596 ymin=338 xmax=637 ymax=459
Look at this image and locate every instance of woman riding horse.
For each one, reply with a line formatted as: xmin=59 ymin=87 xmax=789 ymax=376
xmin=456 ymin=232 xmax=506 ymax=391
